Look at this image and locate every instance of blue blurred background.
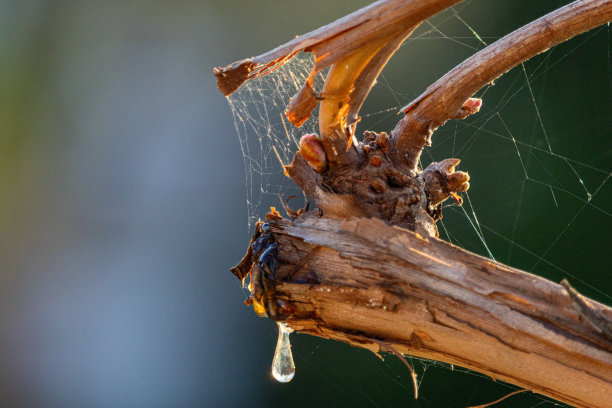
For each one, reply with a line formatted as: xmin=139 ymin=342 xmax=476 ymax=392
xmin=0 ymin=1 xmax=609 ymax=407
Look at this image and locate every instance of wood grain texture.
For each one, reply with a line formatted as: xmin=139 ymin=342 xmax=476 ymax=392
xmin=263 ymin=214 xmax=612 ymax=408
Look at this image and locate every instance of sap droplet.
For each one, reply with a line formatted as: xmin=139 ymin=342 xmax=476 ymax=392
xmin=271 ymin=322 xmax=295 ymax=383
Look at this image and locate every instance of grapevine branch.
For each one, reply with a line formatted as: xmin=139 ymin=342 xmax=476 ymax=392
xmin=215 ymin=0 xmax=612 ymax=406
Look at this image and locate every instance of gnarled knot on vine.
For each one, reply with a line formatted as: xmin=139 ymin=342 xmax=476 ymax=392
xmin=288 ymin=102 xmax=476 ymax=238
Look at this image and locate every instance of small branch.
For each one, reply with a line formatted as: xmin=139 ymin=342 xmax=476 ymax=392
xmin=258 ymin=214 xmax=612 ymax=408
xmin=214 ymin=0 xmax=462 ymax=96
xmin=466 ymin=389 xmax=529 ymax=408
xmin=391 ymin=0 xmax=612 ymax=170
xmin=371 ymin=338 xmax=419 ymax=399
xmin=345 ymin=33 xmax=411 ymax=127
xmin=317 ymin=36 xmax=392 ymax=164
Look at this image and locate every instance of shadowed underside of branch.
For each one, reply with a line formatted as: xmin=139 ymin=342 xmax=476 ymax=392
xmin=216 ymin=0 xmax=612 ymax=406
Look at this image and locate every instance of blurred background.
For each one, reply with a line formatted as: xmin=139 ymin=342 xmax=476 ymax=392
xmin=0 ymin=0 xmax=609 ymax=407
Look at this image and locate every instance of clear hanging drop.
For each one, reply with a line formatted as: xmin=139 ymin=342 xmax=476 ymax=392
xmin=271 ymin=322 xmax=295 ymax=382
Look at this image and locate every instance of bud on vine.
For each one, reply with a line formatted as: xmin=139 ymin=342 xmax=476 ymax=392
xmin=299 ymin=133 xmax=327 ymax=173
xmin=448 ymin=172 xmax=470 ymax=192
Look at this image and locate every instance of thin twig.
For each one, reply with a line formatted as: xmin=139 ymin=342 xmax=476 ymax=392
xmin=371 ymin=339 xmax=419 ymax=400
xmin=466 ymin=389 xmax=529 ymax=408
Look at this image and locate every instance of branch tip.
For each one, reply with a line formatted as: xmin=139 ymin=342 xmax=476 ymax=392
xmin=286 ymin=80 xmax=319 ymax=127
xmin=214 ymin=61 xmax=257 ymax=96
xmin=452 ymin=97 xmax=483 ymax=120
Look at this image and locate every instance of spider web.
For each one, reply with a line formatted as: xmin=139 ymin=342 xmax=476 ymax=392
xmin=228 ymin=56 xmax=324 ymax=229
xmin=225 ymin=3 xmax=611 ymax=407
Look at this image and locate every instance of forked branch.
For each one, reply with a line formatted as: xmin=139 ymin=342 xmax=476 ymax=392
xmin=216 ymin=0 xmax=463 ymax=166
xmin=216 ymin=0 xmax=612 ymax=234
xmin=216 ymin=0 xmax=612 ymax=407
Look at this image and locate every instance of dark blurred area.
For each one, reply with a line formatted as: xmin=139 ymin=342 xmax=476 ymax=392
xmin=0 ymin=1 xmax=609 ymax=407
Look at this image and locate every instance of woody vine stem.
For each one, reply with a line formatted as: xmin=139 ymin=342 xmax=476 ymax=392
xmin=214 ymin=1 xmax=612 ymax=407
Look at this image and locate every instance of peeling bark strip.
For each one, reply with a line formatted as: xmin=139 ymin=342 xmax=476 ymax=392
xmin=216 ymin=0 xmax=612 ymax=172
xmin=256 ymin=214 xmax=612 ymax=408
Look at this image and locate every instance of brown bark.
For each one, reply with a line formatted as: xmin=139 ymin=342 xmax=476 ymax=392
xmin=252 ymin=214 xmax=612 ymax=408
xmin=217 ymin=0 xmax=612 ymax=406
xmin=391 ymin=0 xmax=612 ymax=171
xmin=217 ymin=0 xmax=612 ymax=238
xmin=214 ymin=0 xmax=462 ymax=96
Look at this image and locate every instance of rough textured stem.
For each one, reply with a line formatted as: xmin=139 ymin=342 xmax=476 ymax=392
xmin=391 ymin=0 xmax=612 ymax=171
xmin=263 ymin=214 xmax=612 ymax=408
xmin=214 ymin=0 xmax=462 ymax=96
xmin=318 ymin=37 xmax=389 ymax=164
